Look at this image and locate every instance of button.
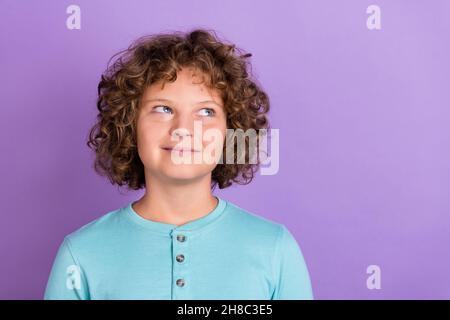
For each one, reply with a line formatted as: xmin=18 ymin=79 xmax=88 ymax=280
xmin=177 ymin=234 xmax=186 ymax=242
xmin=176 ymin=278 xmax=185 ymax=287
xmin=176 ymin=254 xmax=185 ymax=263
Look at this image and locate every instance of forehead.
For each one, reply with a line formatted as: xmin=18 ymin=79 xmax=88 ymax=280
xmin=142 ymin=67 xmax=223 ymax=103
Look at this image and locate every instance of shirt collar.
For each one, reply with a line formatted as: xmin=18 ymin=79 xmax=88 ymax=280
xmin=123 ymin=196 xmax=227 ymax=235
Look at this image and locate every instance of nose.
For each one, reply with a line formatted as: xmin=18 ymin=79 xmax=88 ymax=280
xmin=169 ymin=114 xmax=195 ymax=141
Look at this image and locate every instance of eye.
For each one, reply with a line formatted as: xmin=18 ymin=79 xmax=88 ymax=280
xmin=152 ymin=105 xmax=173 ymax=114
xmin=199 ymin=108 xmax=216 ymax=117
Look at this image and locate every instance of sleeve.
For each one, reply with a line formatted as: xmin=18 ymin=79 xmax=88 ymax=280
xmin=43 ymin=237 xmax=90 ymax=300
xmin=271 ymin=225 xmax=314 ymax=300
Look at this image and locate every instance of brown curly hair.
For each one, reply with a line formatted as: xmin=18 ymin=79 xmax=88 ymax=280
xmin=86 ymin=28 xmax=270 ymax=191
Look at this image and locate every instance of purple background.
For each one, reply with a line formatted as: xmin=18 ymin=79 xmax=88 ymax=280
xmin=1 ymin=0 xmax=449 ymax=299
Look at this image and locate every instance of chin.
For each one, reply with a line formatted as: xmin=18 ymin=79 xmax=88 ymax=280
xmin=160 ymin=165 xmax=209 ymax=182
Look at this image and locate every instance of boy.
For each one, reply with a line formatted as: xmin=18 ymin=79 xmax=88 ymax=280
xmin=44 ymin=28 xmax=313 ymax=300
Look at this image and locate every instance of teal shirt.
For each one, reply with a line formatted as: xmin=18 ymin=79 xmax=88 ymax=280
xmin=44 ymin=196 xmax=313 ymax=300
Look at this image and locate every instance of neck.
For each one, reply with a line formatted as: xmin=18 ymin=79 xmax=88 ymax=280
xmin=132 ymin=172 xmax=218 ymax=226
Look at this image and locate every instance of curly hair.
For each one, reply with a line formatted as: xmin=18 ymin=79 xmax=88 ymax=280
xmin=87 ymin=28 xmax=270 ymax=191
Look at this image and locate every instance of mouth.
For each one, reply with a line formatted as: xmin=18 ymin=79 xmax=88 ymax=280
xmin=161 ymin=147 xmax=200 ymax=153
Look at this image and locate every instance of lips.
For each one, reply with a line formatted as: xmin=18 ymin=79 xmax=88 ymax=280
xmin=162 ymin=147 xmax=200 ymax=152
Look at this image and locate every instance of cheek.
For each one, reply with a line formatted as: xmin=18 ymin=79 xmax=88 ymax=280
xmin=201 ymin=119 xmax=227 ymax=144
xmin=136 ymin=121 xmax=165 ymax=157
xmin=200 ymin=122 xmax=227 ymax=161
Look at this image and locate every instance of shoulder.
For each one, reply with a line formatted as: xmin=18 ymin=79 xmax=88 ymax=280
xmin=223 ymin=199 xmax=288 ymax=243
xmin=63 ymin=205 xmax=126 ymax=251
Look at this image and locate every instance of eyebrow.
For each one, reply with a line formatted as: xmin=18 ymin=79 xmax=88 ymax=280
xmin=143 ymin=98 xmax=222 ymax=108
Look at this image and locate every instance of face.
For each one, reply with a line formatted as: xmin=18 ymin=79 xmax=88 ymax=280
xmin=136 ymin=67 xmax=227 ymax=184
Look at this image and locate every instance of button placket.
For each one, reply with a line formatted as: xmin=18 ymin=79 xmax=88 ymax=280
xmin=172 ymin=231 xmax=189 ymax=296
